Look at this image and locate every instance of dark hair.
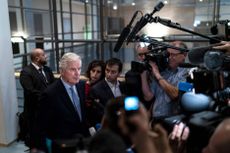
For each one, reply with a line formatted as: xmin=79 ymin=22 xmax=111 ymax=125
xmin=88 ymin=129 xmax=126 ymax=153
xmin=104 ymin=96 xmax=125 ymax=134
xmin=105 ymin=58 xmax=123 ymax=73
xmin=86 ymin=60 xmax=105 ymax=82
xmin=103 ymin=96 xmax=132 ymax=147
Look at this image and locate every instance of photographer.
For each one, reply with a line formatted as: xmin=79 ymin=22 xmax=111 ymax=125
xmin=141 ymin=41 xmax=189 ymax=118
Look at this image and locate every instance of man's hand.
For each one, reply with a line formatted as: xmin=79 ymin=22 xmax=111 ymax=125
xmin=150 ymin=124 xmax=173 ymax=153
xmin=118 ymin=104 xmax=161 ymax=153
xmin=169 ymin=122 xmax=190 ymax=153
xmin=149 ymin=61 xmax=162 ymax=80
xmin=213 ymin=41 xmax=230 ymax=55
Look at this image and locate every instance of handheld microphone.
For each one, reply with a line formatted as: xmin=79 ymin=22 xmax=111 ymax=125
xmin=113 ymin=11 xmax=139 ymax=52
xmin=126 ymin=1 xmax=164 ymax=45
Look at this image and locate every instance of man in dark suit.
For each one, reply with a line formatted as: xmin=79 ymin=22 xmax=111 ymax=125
xmin=35 ymin=52 xmax=90 ymax=153
xmin=89 ymin=58 xmax=125 ymax=106
xmin=19 ymin=48 xmax=55 ymax=147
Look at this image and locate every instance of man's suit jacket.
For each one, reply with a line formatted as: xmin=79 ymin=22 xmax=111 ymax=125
xmin=89 ymin=79 xmax=126 ymax=106
xmin=35 ymin=79 xmax=89 ymax=150
xmin=20 ymin=63 xmax=55 ymax=116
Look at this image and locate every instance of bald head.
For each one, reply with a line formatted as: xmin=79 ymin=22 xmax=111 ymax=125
xmin=30 ymin=48 xmax=47 ymax=66
xmin=202 ymin=118 xmax=230 ymax=153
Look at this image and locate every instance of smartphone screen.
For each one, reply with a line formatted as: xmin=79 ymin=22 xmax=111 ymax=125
xmin=124 ymin=96 xmax=139 ymax=111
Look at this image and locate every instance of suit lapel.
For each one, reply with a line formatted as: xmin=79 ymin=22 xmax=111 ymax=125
xmin=102 ymin=80 xmax=115 ymax=98
xmin=30 ymin=64 xmax=48 ymax=87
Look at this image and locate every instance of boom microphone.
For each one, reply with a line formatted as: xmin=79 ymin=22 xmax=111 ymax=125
xmin=126 ymin=1 xmax=164 ymax=45
xmin=188 ymin=44 xmax=221 ymax=65
xmin=188 ymin=46 xmax=213 ymax=64
xmin=113 ymin=11 xmax=139 ymax=52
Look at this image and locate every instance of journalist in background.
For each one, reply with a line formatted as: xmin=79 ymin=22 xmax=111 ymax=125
xmin=141 ymin=41 xmax=189 ymax=118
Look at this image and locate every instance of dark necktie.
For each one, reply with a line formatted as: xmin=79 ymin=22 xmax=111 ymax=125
xmin=38 ymin=68 xmax=48 ymax=83
xmin=70 ymin=87 xmax=82 ymax=121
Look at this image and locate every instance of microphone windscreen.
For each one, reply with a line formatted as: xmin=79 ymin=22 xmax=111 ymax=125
xmin=204 ymin=51 xmax=224 ymax=70
xmin=188 ymin=46 xmax=213 ymax=64
xmin=113 ymin=27 xmax=130 ymax=52
xmin=181 ymin=92 xmax=212 ymax=112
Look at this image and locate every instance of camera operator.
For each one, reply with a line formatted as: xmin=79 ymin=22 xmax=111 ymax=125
xmin=135 ymin=42 xmax=150 ymax=62
xmin=125 ymin=42 xmax=153 ymax=110
xmin=141 ymin=41 xmax=189 ymax=119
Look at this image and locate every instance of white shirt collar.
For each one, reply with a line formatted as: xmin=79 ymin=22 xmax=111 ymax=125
xmin=31 ymin=62 xmax=42 ymax=70
xmin=105 ymin=78 xmax=120 ymax=88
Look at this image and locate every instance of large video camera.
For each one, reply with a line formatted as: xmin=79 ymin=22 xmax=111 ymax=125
xmin=161 ymin=46 xmax=230 ymax=153
xmin=131 ymin=45 xmax=169 ymax=73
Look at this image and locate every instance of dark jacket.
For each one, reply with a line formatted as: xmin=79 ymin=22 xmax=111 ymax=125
xmin=20 ymin=63 xmax=55 ymax=115
xmin=35 ymin=79 xmax=90 ymax=151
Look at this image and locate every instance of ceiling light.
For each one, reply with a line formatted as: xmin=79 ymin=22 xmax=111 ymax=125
xmin=113 ymin=4 xmax=117 ymax=10
xmin=164 ymin=1 xmax=168 ymax=4
xmin=132 ymin=2 xmax=135 ymax=6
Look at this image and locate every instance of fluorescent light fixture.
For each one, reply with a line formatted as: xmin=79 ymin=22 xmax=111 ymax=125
xmin=11 ymin=37 xmax=24 ymax=43
xmin=13 ymin=31 xmax=28 ymax=38
xmin=113 ymin=4 xmax=117 ymax=10
xmin=193 ymin=20 xmax=201 ymax=27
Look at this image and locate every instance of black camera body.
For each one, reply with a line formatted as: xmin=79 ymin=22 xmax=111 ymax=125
xmin=131 ymin=49 xmax=169 ymax=73
xmin=160 ymin=48 xmax=230 ymax=153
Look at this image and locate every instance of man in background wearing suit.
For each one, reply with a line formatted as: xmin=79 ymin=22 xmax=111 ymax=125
xmin=90 ymin=58 xmax=125 ymax=106
xmin=35 ymin=52 xmax=90 ymax=153
xmin=89 ymin=58 xmax=126 ymax=125
xmin=19 ymin=48 xmax=55 ymax=147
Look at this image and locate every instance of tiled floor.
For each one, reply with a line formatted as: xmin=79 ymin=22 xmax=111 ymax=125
xmin=0 ymin=141 xmax=29 ymax=153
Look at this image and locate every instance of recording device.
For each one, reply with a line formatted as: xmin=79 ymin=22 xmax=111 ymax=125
xmin=124 ymin=96 xmax=140 ymax=132
xmin=126 ymin=1 xmax=164 ymax=44
xmin=124 ymin=96 xmax=140 ymax=115
xmin=158 ymin=44 xmax=229 ymax=153
xmin=114 ymin=11 xmax=139 ymax=52
xmin=131 ymin=50 xmax=169 ymax=73
xmin=131 ymin=36 xmax=170 ymax=73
